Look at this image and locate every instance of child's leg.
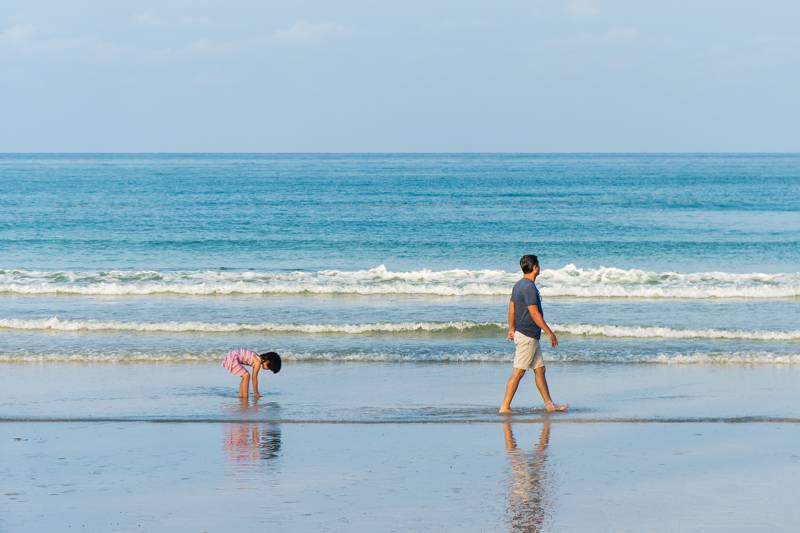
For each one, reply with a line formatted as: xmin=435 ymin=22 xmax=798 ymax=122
xmin=223 ymin=354 xmax=250 ymax=398
xmin=239 ymin=373 xmax=250 ymax=398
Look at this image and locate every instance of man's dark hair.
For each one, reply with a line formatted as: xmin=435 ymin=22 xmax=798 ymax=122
xmin=519 ymin=254 xmax=539 ymax=274
xmin=260 ymin=352 xmax=282 ymax=374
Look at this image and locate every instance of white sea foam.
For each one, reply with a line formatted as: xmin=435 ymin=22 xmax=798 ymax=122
xmin=554 ymin=323 xmax=800 ymax=341
xmin=0 ymin=317 xmax=498 ymax=334
xmin=547 ymin=352 xmax=800 ymax=365
xmin=1 ymin=350 xmax=798 ymax=365
xmin=1 ymin=265 xmax=799 ymax=298
xmin=2 ymin=317 xmax=800 ymax=341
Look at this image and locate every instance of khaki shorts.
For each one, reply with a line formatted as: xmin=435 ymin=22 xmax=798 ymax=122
xmin=513 ymin=331 xmax=544 ymax=370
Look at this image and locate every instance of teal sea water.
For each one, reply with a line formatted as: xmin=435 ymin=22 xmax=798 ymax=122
xmin=1 ymin=153 xmax=799 ymax=364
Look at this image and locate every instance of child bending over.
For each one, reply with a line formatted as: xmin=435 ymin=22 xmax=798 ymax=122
xmin=222 ymin=348 xmax=281 ymax=398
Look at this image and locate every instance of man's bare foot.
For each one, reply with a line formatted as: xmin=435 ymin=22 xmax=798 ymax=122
xmin=544 ymin=401 xmax=568 ymax=412
xmin=498 ymin=407 xmax=512 ymax=415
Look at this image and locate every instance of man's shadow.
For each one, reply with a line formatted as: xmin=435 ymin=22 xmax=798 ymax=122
xmin=503 ymin=417 xmax=552 ymax=532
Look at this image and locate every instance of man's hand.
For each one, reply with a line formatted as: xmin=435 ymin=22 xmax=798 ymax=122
xmin=547 ymin=331 xmax=558 ymax=348
xmin=507 ymin=329 xmax=515 ymax=341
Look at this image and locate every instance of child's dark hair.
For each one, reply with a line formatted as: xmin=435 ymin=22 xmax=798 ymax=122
xmin=259 ymin=352 xmax=281 ymax=373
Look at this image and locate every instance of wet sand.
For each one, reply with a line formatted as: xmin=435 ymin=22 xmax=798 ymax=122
xmin=2 ymin=362 xmax=799 ymax=531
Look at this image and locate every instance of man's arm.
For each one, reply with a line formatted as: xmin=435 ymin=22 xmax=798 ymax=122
xmin=527 ymin=304 xmax=558 ymax=347
xmin=507 ymin=300 xmax=515 ymax=340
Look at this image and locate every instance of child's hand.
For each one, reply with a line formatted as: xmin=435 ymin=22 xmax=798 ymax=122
xmin=507 ymin=329 xmax=514 ymax=341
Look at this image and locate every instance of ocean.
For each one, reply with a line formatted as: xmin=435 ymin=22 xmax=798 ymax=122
xmin=1 ymin=153 xmax=799 ymax=365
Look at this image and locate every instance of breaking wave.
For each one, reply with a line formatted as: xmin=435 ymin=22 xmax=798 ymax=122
xmin=1 ymin=349 xmax=798 ymax=365
xmin=1 ymin=265 xmax=799 ymax=298
xmin=2 ymin=317 xmax=800 ymax=341
xmin=0 ymin=317 xmax=500 ymax=335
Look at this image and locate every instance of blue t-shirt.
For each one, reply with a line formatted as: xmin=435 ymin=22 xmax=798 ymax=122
xmin=511 ymin=278 xmax=543 ymax=339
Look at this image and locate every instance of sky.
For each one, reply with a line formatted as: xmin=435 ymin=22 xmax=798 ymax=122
xmin=1 ymin=0 xmax=799 ymax=152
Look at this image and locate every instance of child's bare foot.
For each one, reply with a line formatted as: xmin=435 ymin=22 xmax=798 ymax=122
xmin=544 ymin=401 xmax=568 ymax=412
xmin=498 ymin=407 xmax=512 ymax=415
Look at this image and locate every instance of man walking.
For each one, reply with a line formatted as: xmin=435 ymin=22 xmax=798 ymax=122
xmin=499 ymin=254 xmax=568 ymax=414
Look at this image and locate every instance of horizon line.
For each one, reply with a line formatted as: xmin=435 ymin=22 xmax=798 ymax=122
xmin=2 ymin=151 xmax=799 ymax=156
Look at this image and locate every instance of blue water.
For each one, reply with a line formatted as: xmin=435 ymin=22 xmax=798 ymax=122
xmin=1 ymin=153 xmax=799 ymax=363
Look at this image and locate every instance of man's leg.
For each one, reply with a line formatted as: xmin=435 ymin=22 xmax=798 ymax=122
xmin=533 ymin=367 xmax=567 ymax=412
xmin=499 ymin=368 xmax=526 ymax=413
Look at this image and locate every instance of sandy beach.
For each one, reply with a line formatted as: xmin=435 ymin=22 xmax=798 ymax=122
xmin=2 ymin=362 xmax=799 ymax=532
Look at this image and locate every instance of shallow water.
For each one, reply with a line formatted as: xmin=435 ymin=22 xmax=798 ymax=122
xmin=2 ymin=362 xmax=798 ymax=423
xmin=3 ymin=420 xmax=798 ymax=532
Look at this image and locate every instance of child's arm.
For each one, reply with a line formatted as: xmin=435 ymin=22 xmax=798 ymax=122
xmin=252 ymin=362 xmax=261 ymax=398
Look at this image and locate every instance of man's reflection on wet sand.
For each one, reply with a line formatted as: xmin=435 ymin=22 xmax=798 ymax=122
xmin=504 ymin=418 xmax=551 ymax=532
xmin=224 ymin=397 xmax=282 ymax=463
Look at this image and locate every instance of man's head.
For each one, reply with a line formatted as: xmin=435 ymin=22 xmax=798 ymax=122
xmin=519 ymin=254 xmax=539 ymax=276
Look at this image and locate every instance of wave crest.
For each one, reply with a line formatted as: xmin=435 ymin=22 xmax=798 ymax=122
xmin=1 ymin=350 xmax=798 ymax=365
xmin=2 ymin=317 xmax=800 ymax=340
xmin=1 ymin=264 xmax=799 ymax=298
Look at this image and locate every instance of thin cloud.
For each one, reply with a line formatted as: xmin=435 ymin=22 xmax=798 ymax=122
xmin=271 ymin=20 xmax=348 ymax=45
xmin=132 ymin=13 xmax=163 ymax=27
xmin=182 ymin=38 xmax=242 ymax=57
xmin=567 ymin=0 xmax=600 ymax=17
xmin=133 ymin=13 xmax=210 ymax=28
xmin=0 ymin=23 xmax=37 ymax=44
xmin=606 ymin=27 xmax=639 ymax=43
xmin=179 ymin=16 xmax=211 ymax=28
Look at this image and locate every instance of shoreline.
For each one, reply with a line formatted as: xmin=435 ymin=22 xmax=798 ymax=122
xmin=4 ymin=416 xmax=800 ymax=424
xmin=2 ymin=361 xmax=799 ymax=421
